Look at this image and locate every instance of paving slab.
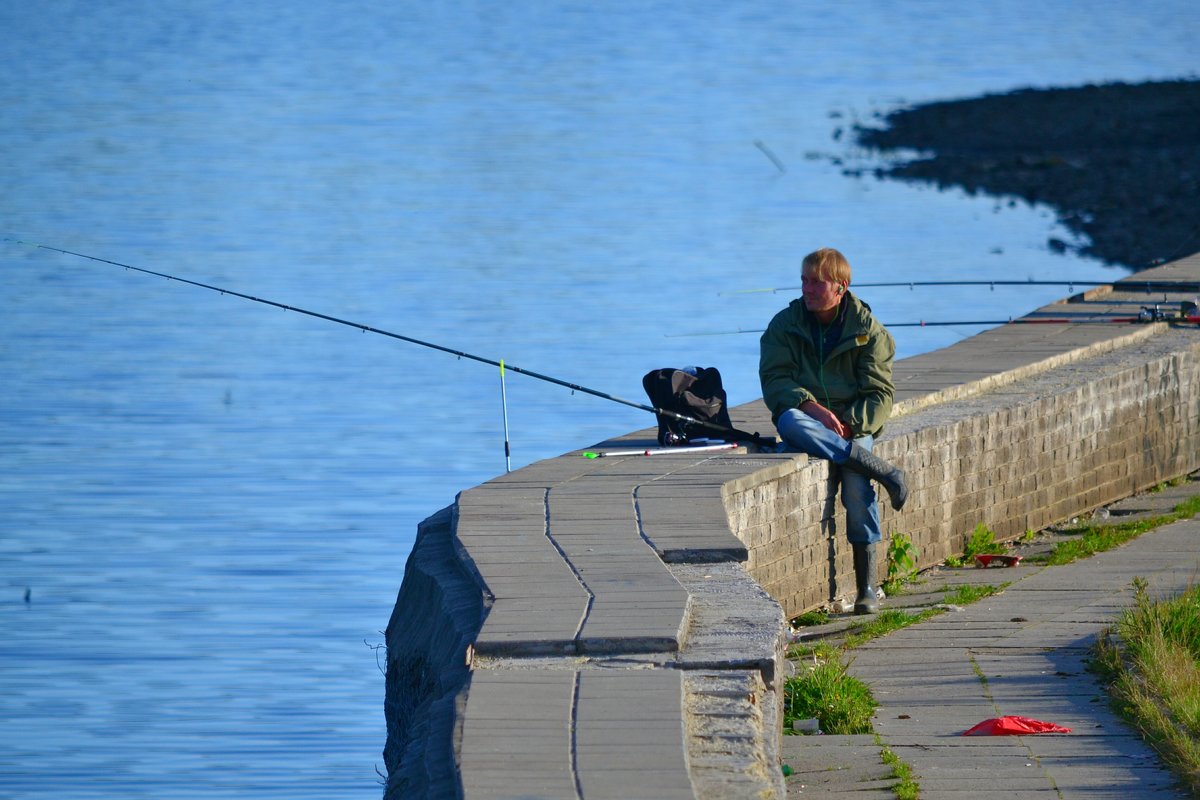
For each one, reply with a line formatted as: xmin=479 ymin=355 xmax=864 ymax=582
xmin=459 ymin=671 xmax=577 ymax=799
xmin=832 ymin=516 xmax=1200 ymax=798
xmin=784 ymin=459 xmax=1200 ymax=799
xmin=635 ymin=475 xmax=749 ymax=561
xmin=459 ymin=669 xmax=697 ymax=800
xmin=575 ymin=670 xmax=695 ymax=800
xmin=460 ymin=444 xmax=778 ymax=657
xmin=778 ymin=734 xmax=895 ymax=797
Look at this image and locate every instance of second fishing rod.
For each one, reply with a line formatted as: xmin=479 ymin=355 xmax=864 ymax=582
xmin=724 ymin=278 xmax=1200 ymax=295
xmin=9 ymin=238 xmax=771 ymax=450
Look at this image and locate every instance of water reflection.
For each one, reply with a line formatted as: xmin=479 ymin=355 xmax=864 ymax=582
xmin=2 ymin=0 xmax=1194 ymax=796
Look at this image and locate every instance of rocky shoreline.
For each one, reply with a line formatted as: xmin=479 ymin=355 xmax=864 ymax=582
xmin=850 ymin=79 xmax=1200 ymax=270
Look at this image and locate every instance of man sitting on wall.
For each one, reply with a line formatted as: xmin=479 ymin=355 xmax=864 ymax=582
xmin=759 ymin=247 xmax=909 ymax=615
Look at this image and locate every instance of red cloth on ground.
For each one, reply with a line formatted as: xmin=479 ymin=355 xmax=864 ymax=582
xmin=962 ymin=716 xmax=1072 ymax=736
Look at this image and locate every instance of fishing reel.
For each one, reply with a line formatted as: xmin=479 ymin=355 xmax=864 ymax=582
xmin=1137 ymin=300 xmax=1200 ymax=324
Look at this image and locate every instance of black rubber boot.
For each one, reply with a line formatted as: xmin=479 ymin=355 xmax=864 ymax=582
xmin=845 ymin=442 xmax=909 ymax=511
xmin=852 ymin=542 xmax=881 ymax=615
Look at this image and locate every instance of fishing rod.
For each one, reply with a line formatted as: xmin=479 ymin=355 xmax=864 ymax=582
xmin=6 ymin=237 xmax=771 ymax=447
xmin=583 ymin=442 xmax=738 ymax=459
xmin=670 ymin=305 xmax=1200 ymax=337
xmin=723 ymin=279 xmax=1200 ymax=295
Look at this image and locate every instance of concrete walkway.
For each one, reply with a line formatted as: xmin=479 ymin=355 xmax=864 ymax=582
xmin=385 ymin=253 xmax=1200 ymax=798
xmin=782 ymin=479 xmax=1200 ymax=798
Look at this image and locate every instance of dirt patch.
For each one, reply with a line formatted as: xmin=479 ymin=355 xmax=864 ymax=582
xmin=850 ymin=79 xmax=1200 ymax=270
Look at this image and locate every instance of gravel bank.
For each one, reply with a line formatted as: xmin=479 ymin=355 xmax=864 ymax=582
xmin=851 ymin=79 xmax=1200 ymax=270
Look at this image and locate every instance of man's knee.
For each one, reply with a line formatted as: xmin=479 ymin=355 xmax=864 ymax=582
xmin=779 ymin=409 xmax=852 ymax=463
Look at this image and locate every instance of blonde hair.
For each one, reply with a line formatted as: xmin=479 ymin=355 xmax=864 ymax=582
xmin=801 ymin=248 xmax=852 ymax=286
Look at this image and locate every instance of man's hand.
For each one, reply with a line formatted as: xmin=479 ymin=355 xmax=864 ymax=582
xmin=800 ymin=400 xmax=851 ymax=439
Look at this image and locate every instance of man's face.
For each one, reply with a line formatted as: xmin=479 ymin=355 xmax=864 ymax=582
xmin=801 ymin=269 xmax=843 ymax=315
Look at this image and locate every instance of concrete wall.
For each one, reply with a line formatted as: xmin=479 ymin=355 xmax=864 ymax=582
xmin=383 ymin=507 xmax=482 ymax=798
xmin=728 ymin=324 xmax=1200 ymax=618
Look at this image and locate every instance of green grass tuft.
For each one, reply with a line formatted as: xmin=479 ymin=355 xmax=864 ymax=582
xmin=843 ymin=608 xmax=944 ymax=649
xmin=790 ymin=610 xmax=831 ymax=627
xmin=943 ymin=582 xmax=1007 ymax=606
xmin=1047 ymin=496 xmax=1200 ymax=566
xmin=784 ymin=652 xmax=877 ymax=735
xmin=1092 ymin=579 xmax=1200 ymax=795
xmin=877 ymin=737 xmax=921 ymax=800
xmin=882 ymin=532 xmax=919 ymax=596
xmin=944 ymin=523 xmax=1007 ymax=567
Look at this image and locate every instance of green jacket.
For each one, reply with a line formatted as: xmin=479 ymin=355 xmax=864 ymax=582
xmin=758 ymin=293 xmax=896 ymax=437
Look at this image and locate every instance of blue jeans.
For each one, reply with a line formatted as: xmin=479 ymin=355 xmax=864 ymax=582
xmin=777 ymin=408 xmax=881 ymax=545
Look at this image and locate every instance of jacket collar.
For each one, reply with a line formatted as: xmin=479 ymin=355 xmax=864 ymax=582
xmin=788 ymin=292 xmax=873 ymax=335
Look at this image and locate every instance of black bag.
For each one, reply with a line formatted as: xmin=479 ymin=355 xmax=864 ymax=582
xmin=642 ymin=367 xmax=735 ymax=446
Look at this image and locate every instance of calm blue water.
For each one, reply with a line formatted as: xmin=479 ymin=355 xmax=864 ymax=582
xmin=2 ymin=1 xmax=1196 ymax=796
